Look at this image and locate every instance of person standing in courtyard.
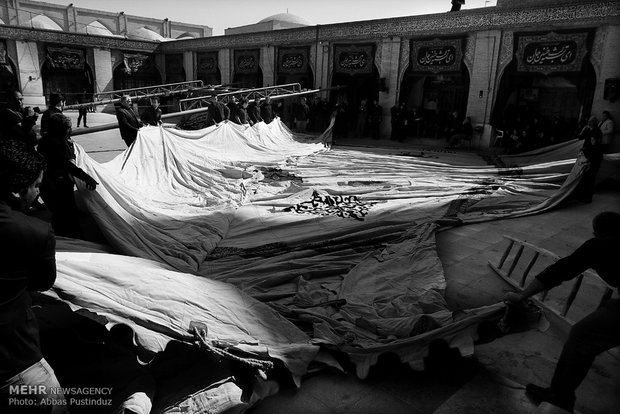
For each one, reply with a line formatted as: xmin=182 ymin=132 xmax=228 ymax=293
xmin=0 ymin=140 xmax=67 ymax=413
xmin=38 ymin=93 xmax=98 ymax=239
xmin=504 ymin=211 xmax=620 ymax=414
xmin=0 ymin=90 xmax=39 ymax=150
xmin=76 ymin=88 xmax=91 ymax=128
xmin=115 ymin=95 xmax=143 ymax=147
xmin=140 ymin=96 xmax=162 ymax=127
xmin=572 ymin=115 xmax=603 ymax=203
xmin=260 ymin=96 xmax=274 ymax=124
xmin=598 ymin=110 xmax=614 ymax=153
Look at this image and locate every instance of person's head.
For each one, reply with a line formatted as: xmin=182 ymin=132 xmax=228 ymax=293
xmin=49 ymin=92 xmax=66 ymax=110
xmin=0 ymin=140 xmax=46 ymax=210
xmin=265 ymin=96 xmax=271 ymax=104
xmin=588 ymin=115 xmax=598 ymax=128
xmin=592 ymin=211 xmax=620 ymax=238
xmin=150 ymin=97 xmax=160 ymax=109
xmin=120 ymin=95 xmax=132 ymax=108
xmin=601 ymin=111 xmax=611 ymax=121
xmin=9 ymin=91 xmax=24 ymax=110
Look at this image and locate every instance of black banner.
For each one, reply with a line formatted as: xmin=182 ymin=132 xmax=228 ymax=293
xmin=165 ymin=54 xmax=184 ymax=75
xmin=123 ymin=53 xmax=151 ymax=74
xmin=278 ymin=47 xmax=308 ymax=75
xmin=46 ymin=46 xmax=84 ymax=70
xmin=411 ymin=38 xmax=462 ymax=73
xmin=234 ymin=49 xmax=259 ymax=74
xmin=196 ymin=52 xmax=218 ymax=74
xmin=334 ymin=44 xmax=374 ymax=74
xmin=517 ymin=32 xmax=588 ymax=75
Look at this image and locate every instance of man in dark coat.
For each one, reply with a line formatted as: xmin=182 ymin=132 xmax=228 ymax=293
xmin=505 ymin=211 xmax=620 ymax=413
xmin=260 ymin=96 xmax=274 ymax=124
xmin=0 ymin=140 xmax=67 ymax=412
xmin=140 ymin=97 xmax=162 ymax=126
xmin=573 ymin=115 xmax=604 ymax=203
xmin=247 ymin=100 xmax=262 ymax=125
xmin=115 ymin=95 xmax=143 ymax=147
xmin=0 ymin=90 xmax=38 ymax=150
xmin=37 ymin=93 xmax=97 ymax=239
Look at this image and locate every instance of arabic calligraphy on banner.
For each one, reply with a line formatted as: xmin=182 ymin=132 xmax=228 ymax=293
xmin=517 ymin=32 xmax=588 ymax=75
xmin=411 ymin=38 xmax=462 ymax=73
xmin=278 ymin=47 xmax=308 ymax=74
xmin=46 ymin=46 xmax=85 ymax=70
xmin=123 ymin=53 xmax=151 ymax=74
xmin=235 ymin=49 xmax=259 ymax=74
xmin=197 ymin=52 xmax=218 ymax=74
xmin=334 ymin=44 xmax=374 ymax=74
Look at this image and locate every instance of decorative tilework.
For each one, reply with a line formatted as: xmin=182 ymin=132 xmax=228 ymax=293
xmin=463 ymin=35 xmax=476 ymax=75
xmin=374 ymin=41 xmax=382 ymax=75
xmin=398 ymin=39 xmax=409 ymax=89
xmin=1 ymin=2 xmax=617 ymax=56
xmin=590 ymin=26 xmax=607 ymax=76
xmin=499 ymin=31 xmax=514 ymax=74
xmin=157 ymin=2 xmax=618 ymax=54
xmin=0 ymin=26 xmax=158 ymax=52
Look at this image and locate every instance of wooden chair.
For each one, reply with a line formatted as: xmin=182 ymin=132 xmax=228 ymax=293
xmin=489 ymin=235 xmax=615 ymax=338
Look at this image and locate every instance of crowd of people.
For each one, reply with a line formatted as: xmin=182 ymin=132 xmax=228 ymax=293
xmin=495 ymin=105 xmax=616 ymax=155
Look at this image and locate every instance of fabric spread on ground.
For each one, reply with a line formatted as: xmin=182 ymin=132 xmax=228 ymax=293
xmin=52 ymin=118 xmax=619 ymax=381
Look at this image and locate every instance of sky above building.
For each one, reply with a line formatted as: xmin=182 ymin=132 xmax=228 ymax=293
xmin=35 ymin=0 xmax=497 ymax=36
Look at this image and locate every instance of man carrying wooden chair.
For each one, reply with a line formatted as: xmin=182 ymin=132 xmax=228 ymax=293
xmin=504 ymin=211 xmax=620 ymax=414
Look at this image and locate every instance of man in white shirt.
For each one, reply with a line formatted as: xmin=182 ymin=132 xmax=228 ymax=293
xmin=598 ymin=110 xmax=614 ymax=153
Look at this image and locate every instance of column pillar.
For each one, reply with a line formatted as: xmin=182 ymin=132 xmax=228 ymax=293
xmin=260 ymin=45 xmax=275 ymax=86
xmin=93 ymin=48 xmax=113 ymax=112
xmin=183 ymin=51 xmax=193 ymax=82
xmin=15 ymin=40 xmax=44 ymax=107
xmin=377 ymin=36 xmax=401 ymax=139
xmin=464 ymin=30 xmax=502 ymax=148
xmin=219 ymin=49 xmax=231 ymax=86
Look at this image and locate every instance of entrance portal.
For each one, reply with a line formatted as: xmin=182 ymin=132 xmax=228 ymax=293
xmin=399 ymin=71 xmax=469 ymax=139
xmin=42 ymin=61 xmax=93 ymax=105
xmin=492 ymin=59 xmax=596 ymax=146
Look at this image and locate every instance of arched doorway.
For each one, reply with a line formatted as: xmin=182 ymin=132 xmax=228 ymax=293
xmin=493 ymin=60 xmax=595 ymax=134
xmin=399 ymin=71 xmax=469 ymax=138
xmin=232 ymin=49 xmax=263 ymax=89
xmin=41 ymin=47 xmax=93 ymax=105
xmin=491 ymin=30 xmax=595 ymax=147
xmin=399 ymin=38 xmax=470 ymax=138
xmin=113 ymin=54 xmax=162 ymax=91
xmin=329 ymin=44 xmax=380 ymax=138
xmin=276 ymin=47 xmax=314 ymax=89
xmin=196 ymin=51 xmax=221 ymax=87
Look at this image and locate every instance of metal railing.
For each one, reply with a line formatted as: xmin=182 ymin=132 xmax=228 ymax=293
xmin=64 ymin=81 xmax=213 ymax=110
xmin=178 ymin=83 xmax=303 ymax=111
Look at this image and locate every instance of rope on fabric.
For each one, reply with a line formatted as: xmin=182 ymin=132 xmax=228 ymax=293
xmin=192 ymin=326 xmax=274 ymax=371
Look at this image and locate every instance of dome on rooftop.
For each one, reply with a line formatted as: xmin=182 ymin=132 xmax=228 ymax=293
xmin=127 ymin=26 xmax=165 ymax=42
xmin=27 ymin=14 xmax=63 ymax=31
xmin=258 ymin=13 xmax=312 ymax=26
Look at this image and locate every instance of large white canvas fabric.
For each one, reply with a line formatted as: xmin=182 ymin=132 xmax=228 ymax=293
xmin=53 ymin=118 xmax=618 ymax=378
